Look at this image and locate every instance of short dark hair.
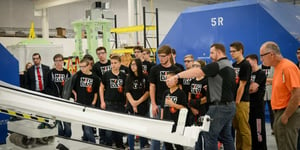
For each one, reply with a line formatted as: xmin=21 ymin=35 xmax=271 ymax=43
xmin=297 ymin=47 xmax=300 ymax=51
xmin=210 ymin=43 xmax=226 ymax=54
xmin=133 ymin=46 xmax=143 ymax=52
xmin=171 ymin=48 xmax=176 ymax=55
xmin=230 ymin=41 xmax=244 ymax=54
xmin=53 ymin=54 xmax=63 ymax=61
xmin=110 ymin=55 xmax=121 ymax=62
xmin=32 ymin=53 xmax=41 ymax=59
xmin=143 ymin=48 xmax=151 ymax=54
xmin=96 ymin=46 xmax=106 ymax=53
xmin=245 ymin=54 xmax=258 ymax=64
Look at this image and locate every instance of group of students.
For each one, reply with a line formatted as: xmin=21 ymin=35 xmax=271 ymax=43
xmin=20 ymin=41 xmax=300 ymax=150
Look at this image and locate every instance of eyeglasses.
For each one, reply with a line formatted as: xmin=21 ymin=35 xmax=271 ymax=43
xmin=184 ymin=60 xmax=193 ymax=63
xmin=79 ymin=65 xmax=88 ymax=68
xmin=260 ymin=52 xmax=271 ymax=57
xmin=192 ymin=64 xmax=201 ymax=67
xmin=54 ymin=59 xmax=63 ymax=62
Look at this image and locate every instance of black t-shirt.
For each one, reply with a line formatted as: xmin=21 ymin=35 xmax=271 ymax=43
xmin=73 ymin=72 xmax=100 ymax=105
xmin=161 ymin=88 xmax=187 ymax=132
xmin=261 ymin=65 xmax=271 ymax=77
xmin=182 ymin=78 xmax=193 ymax=98
xmin=189 ymin=78 xmax=208 ymax=116
xmin=92 ymin=60 xmax=111 ymax=79
xmin=175 ymin=63 xmax=185 ymax=72
xmin=102 ymin=71 xmax=127 ymax=104
xmin=124 ymin=75 xmax=149 ymax=115
xmin=45 ymin=68 xmax=71 ymax=97
xmin=149 ymin=64 xmax=180 ymax=105
xmin=120 ymin=65 xmax=129 ymax=75
xmin=142 ymin=61 xmax=155 ymax=76
xmin=201 ymin=57 xmax=236 ymax=103
xmin=250 ymin=69 xmax=266 ymax=116
xmin=232 ymin=59 xmax=252 ymax=102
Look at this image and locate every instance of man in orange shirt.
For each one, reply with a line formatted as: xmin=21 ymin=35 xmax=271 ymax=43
xmin=260 ymin=41 xmax=300 ymax=150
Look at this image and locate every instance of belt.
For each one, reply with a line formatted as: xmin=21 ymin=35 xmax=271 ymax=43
xmin=274 ymin=106 xmax=300 ymax=113
xmin=210 ymin=101 xmax=233 ymax=105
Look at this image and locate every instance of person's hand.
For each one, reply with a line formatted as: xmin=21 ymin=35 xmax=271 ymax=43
xmin=101 ymin=102 xmax=106 ymax=110
xmin=281 ymin=114 xmax=288 ymax=125
xmin=130 ymin=100 xmax=139 ymax=108
xmin=190 ymin=107 xmax=199 ymax=116
xmin=165 ymin=97 xmax=174 ymax=107
xmin=133 ymin=106 xmax=138 ymax=113
xmin=152 ymin=104 xmax=158 ymax=117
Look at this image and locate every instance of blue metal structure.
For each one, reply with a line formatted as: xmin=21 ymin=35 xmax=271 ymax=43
xmin=0 ymin=43 xmax=19 ymax=144
xmin=160 ymin=0 xmax=300 ymax=65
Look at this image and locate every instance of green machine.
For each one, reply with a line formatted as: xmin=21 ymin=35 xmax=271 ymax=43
xmin=72 ymin=19 xmax=112 ymax=60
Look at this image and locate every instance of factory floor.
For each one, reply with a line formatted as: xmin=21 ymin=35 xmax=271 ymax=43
xmin=0 ymin=122 xmax=277 ymax=150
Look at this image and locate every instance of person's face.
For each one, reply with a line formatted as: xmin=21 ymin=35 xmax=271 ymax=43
xmin=54 ymin=57 xmax=64 ymax=70
xmin=130 ymin=60 xmax=137 ymax=73
xmin=229 ymin=46 xmax=242 ymax=60
xmin=26 ymin=63 xmax=32 ymax=70
xmin=134 ymin=49 xmax=142 ymax=59
xmin=260 ymin=46 xmax=273 ymax=66
xmin=143 ymin=52 xmax=150 ymax=60
xmin=166 ymin=74 xmax=177 ymax=88
xmin=158 ymin=53 xmax=171 ymax=65
xmin=297 ymin=50 xmax=300 ymax=61
xmin=111 ymin=59 xmax=121 ymax=71
xmin=184 ymin=57 xmax=194 ymax=69
xmin=246 ymin=58 xmax=255 ymax=68
xmin=192 ymin=62 xmax=201 ymax=68
xmin=79 ymin=62 xmax=89 ymax=73
xmin=210 ymin=47 xmax=218 ymax=62
xmin=96 ymin=50 xmax=107 ymax=61
xmin=32 ymin=55 xmax=41 ymax=66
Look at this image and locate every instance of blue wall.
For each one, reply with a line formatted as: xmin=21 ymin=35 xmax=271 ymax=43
xmin=0 ymin=43 xmax=19 ymax=144
xmin=160 ymin=0 xmax=300 ymax=66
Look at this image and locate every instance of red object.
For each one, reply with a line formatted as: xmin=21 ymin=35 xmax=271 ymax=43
xmin=169 ymin=107 xmax=177 ymax=114
xmin=118 ymin=86 xmax=123 ymax=93
xmin=36 ymin=66 xmax=43 ymax=91
xmin=61 ymin=80 xmax=65 ymax=86
xmin=235 ymin=76 xmax=240 ymax=84
xmin=86 ymin=85 xmax=92 ymax=93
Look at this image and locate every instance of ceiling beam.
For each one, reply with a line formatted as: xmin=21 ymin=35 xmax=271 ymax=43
xmin=34 ymin=0 xmax=85 ymax=10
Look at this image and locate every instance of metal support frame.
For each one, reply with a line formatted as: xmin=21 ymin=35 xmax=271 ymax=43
xmin=72 ymin=19 xmax=112 ymax=60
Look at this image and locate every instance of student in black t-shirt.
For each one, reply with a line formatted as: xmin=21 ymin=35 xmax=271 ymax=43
xmin=246 ymin=54 xmax=267 ymax=150
xmin=142 ymin=48 xmax=156 ymax=75
xmin=72 ymin=58 xmax=100 ymax=143
xmin=188 ymin=60 xmax=208 ymax=125
xmin=45 ymin=54 xmax=72 ymax=138
xmin=171 ymin=48 xmax=185 ymax=71
xmin=188 ymin=60 xmax=208 ymax=150
xmin=161 ymin=71 xmax=186 ymax=150
xmin=92 ymin=47 xmax=111 ymax=79
xmin=125 ymin=58 xmax=149 ymax=150
xmin=99 ymin=55 xmax=126 ymax=148
xmin=230 ymin=42 xmax=252 ymax=150
xmin=149 ymin=45 xmax=180 ymax=150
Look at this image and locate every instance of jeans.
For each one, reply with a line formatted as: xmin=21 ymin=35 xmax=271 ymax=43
xmin=57 ymin=121 xmax=72 ymax=138
xmin=150 ymin=104 xmax=163 ymax=150
xmin=203 ymin=102 xmax=236 ymax=150
xmin=128 ymin=134 xmax=148 ymax=150
xmin=82 ymin=125 xmax=95 ymax=143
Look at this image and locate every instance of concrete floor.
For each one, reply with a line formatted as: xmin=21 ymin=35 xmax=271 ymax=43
xmin=0 ymin=121 xmax=277 ymax=150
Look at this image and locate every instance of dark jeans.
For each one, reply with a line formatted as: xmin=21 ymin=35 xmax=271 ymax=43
xmin=203 ymin=102 xmax=236 ymax=150
xmin=128 ymin=134 xmax=147 ymax=150
xmin=57 ymin=121 xmax=72 ymax=138
xmin=82 ymin=125 xmax=95 ymax=143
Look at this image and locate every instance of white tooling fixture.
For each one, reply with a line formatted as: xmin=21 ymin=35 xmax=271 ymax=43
xmin=0 ymin=81 xmax=210 ymax=147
